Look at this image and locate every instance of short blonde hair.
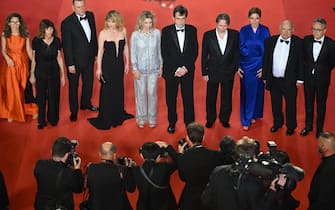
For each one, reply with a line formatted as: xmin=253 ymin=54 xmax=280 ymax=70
xmin=135 ymin=10 xmax=155 ymax=31
xmin=105 ymin=10 xmax=124 ymax=31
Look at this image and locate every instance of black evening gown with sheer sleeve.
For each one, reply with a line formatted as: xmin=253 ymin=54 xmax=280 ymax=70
xmin=88 ymin=39 xmax=133 ymax=130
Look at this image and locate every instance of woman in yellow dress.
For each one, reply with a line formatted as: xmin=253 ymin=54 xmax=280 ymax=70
xmin=0 ymin=13 xmax=38 ymax=122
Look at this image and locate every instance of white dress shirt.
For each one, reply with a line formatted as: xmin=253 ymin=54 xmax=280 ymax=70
xmin=272 ymin=36 xmax=291 ymax=78
xmin=77 ymin=14 xmax=91 ymax=42
xmin=176 ymin=25 xmax=185 ymax=53
xmin=216 ymin=29 xmax=228 ymax=55
xmin=312 ymin=36 xmax=324 ymax=74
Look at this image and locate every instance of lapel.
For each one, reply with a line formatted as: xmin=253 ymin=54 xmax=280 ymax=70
xmin=170 ymin=28 xmax=180 ymax=53
xmin=315 ymin=37 xmax=327 ymax=63
xmin=308 ymin=37 xmax=314 ymax=62
xmin=222 ymin=29 xmax=233 ymax=58
xmin=210 ymin=30 xmax=222 ymax=56
xmin=72 ymin=13 xmax=90 ymax=43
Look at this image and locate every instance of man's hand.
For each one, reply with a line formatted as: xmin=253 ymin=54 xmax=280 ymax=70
xmin=256 ymin=68 xmax=262 ymax=78
xmin=238 ymin=68 xmax=244 ymax=78
xmin=68 ymin=65 xmax=76 ymax=74
xmin=73 ymin=157 xmax=81 ymax=169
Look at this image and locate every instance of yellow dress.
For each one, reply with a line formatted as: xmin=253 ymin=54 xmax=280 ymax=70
xmin=0 ymin=35 xmax=37 ymax=122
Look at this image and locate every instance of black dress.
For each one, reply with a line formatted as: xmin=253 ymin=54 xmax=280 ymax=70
xmin=89 ymin=40 xmax=133 ymax=130
xmin=32 ymin=37 xmax=61 ymax=127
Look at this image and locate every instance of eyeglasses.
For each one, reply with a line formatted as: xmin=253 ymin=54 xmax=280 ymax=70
xmin=312 ymin=28 xmax=324 ymax=32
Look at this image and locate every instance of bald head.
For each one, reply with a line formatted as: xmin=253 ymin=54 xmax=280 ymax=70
xmin=236 ymin=136 xmax=257 ymax=158
xmin=279 ymin=19 xmax=294 ymax=40
xmin=318 ymin=132 xmax=335 ymax=157
xmin=100 ymin=142 xmax=117 ymax=160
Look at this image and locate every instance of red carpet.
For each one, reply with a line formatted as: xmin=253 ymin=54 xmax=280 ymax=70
xmin=1 ymin=0 xmax=335 ymax=209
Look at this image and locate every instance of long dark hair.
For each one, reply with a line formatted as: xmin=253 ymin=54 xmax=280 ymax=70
xmin=3 ymin=12 xmax=29 ymax=38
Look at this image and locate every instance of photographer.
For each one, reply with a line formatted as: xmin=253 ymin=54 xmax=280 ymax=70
xmin=201 ymin=136 xmax=290 ymax=210
xmin=86 ymin=142 xmax=135 ymax=210
xmin=132 ymin=141 xmax=177 ymax=210
xmin=166 ymin=122 xmax=222 ymax=210
xmin=308 ymin=131 xmax=335 ymax=210
xmin=34 ymin=137 xmax=83 ymax=210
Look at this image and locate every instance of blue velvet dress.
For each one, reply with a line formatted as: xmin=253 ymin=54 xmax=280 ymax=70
xmin=239 ymin=24 xmax=270 ymax=126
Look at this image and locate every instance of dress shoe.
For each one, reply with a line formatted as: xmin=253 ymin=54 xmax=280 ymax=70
xmin=221 ymin=122 xmax=230 ymax=128
xmin=37 ymin=123 xmax=46 ymax=129
xmin=167 ymin=125 xmax=175 ymax=134
xmin=205 ymin=121 xmax=214 ymax=128
xmin=70 ymin=113 xmax=77 ymax=122
xmin=270 ymin=126 xmax=281 ymax=133
xmin=80 ymin=105 xmax=99 ymax=112
xmin=300 ymin=127 xmax=312 ymax=136
xmin=286 ymin=129 xmax=295 ymax=136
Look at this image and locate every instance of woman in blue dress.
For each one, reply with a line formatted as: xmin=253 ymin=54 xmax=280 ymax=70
xmin=238 ymin=7 xmax=270 ymax=130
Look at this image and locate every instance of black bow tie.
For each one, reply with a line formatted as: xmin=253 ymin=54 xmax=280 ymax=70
xmin=176 ymin=29 xmax=184 ymax=32
xmin=313 ymin=40 xmax=322 ymax=44
xmin=80 ymin=16 xmax=87 ymax=21
xmin=280 ymin=39 xmax=289 ymax=44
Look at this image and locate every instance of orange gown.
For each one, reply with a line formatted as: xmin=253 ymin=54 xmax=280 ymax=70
xmin=0 ymin=35 xmax=37 ymax=122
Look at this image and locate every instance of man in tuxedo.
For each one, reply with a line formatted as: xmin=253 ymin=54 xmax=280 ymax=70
xmin=201 ymin=13 xmax=239 ymax=128
xmin=61 ymin=0 xmax=98 ymax=122
xmin=161 ymin=5 xmax=198 ymax=133
xmin=262 ymin=20 xmax=303 ymax=136
xmin=300 ymin=18 xmax=335 ymax=138
xmin=166 ymin=122 xmax=222 ymax=210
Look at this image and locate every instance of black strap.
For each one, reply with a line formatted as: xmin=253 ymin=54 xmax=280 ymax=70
xmin=82 ymin=162 xmax=92 ymax=201
xmin=139 ymin=167 xmax=168 ymax=189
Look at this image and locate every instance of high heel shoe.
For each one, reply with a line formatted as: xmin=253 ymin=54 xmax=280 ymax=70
xmin=32 ymin=114 xmax=38 ymax=119
xmin=251 ymin=119 xmax=256 ymax=124
xmin=7 ymin=118 xmax=13 ymax=123
xmin=242 ymin=126 xmax=249 ymax=131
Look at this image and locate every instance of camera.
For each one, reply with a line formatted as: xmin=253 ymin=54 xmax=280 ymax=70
xmin=65 ymin=140 xmax=79 ymax=167
xmin=178 ymin=138 xmax=189 ymax=150
xmin=249 ymin=141 xmax=304 ymax=191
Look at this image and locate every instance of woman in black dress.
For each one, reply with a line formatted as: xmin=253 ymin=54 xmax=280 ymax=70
xmin=88 ymin=10 xmax=133 ymax=130
xmin=30 ymin=19 xmax=65 ymax=129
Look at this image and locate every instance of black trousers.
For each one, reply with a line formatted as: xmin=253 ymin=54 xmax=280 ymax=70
xmin=36 ymin=75 xmax=60 ymax=126
xmin=303 ymin=76 xmax=329 ymax=133
xmin=206 ymin=78 xmax=234 ymax=124
xmin=67 ymin=61 xmax=94 ymax=114
xmin=165 ymin=75 xmax=194 ymax=126
xmin=270 ymin=78 xmax=297 ymax=130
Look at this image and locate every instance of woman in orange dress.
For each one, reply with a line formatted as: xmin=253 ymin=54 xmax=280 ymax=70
xmin=0 ymin=13 xmax=38 ymax=122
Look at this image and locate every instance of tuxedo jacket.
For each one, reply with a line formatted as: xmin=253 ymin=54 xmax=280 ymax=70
xmin=262 ymin=35 xmax=304 ymax=90
xmin=201 ymin=29 xmax=240 ymax=82
xmin=61 ymin=11 xmax=98 ymax=69
xmin=303 ymin=35 xmax=335 ymax=86
xmin=166 ymin=145 xmax=222 ymax=210
xmin=132 ymin=160 xmax=177 ymax=210
xmin=161 ymin=24 xmax=198 ymax=80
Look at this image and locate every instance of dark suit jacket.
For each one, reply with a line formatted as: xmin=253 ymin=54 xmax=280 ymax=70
xmin=87 ymin=163 xmax=135 ymax=210
xmin=61 ymin=11 xmax=98 ymax=69
xmin=166 ymin=145 xmax=222 ymax=210
xmin=201 ymin=29 xmax=240 ymax=82
xmin=262 ymin=35 xmax=304 ymax=90
xmin=161 ymin=24 xmax=198 ymax=79
xmin=132 ymin=160 xmax=177 ymax=210
xmin=303 ymin=35 xmax=335 ymax=86
xmin=34 ymin=160 xmax=83 ymax=210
